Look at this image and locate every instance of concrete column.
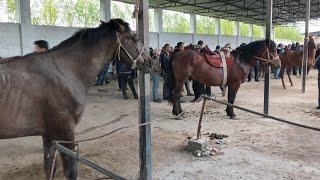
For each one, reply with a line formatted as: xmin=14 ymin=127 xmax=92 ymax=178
xmin=272 ymin=27 xmax=275 ymax=40
xmin=249 ymin=23 xmax=253 ymax=42
xmin=16 ymin=0 xmax=31 ymax=25
xmin=100 ymin=0 xmax=111 ymax=22
xmin=190 ymin=14 xmax=196 ymax=43
xmin=154 ymin=8 xmax=163 ymax=33
xmin=262 ymin=26 xmax=266 ymax=38
xmin=215 ymin=19 xmax=221 ymax=45
xmin=234 ymin=21 xmax=240 ymax=46
xmin=16 ymin=0 xmax=31 ymax=55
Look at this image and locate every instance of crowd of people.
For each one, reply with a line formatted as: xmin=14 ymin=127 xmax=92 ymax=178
xmin=30 ymin=38 xmax=320 ymax=109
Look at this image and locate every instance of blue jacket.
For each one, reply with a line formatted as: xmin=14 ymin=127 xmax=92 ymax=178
xmin=315 ymin=56 xmax=320 ymax=69
xmin=116 ymin=61 xmax=132 ymax=74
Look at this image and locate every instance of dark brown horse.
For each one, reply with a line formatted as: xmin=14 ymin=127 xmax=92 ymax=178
xmin=280 ymin=37 xmax=317 ymax=89
xmin=167 ymin=40 xmax=280 ymax=119
xmin=0 ymin=19 xmax=151 ymax=180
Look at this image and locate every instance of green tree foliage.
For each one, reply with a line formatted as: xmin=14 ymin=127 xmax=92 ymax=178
xmin=7 ymin=0 xmax=16 ymax=21
xmin=239 ymin=22 xmax=249 ymax=36
xmin=149 ymin=9 xmax=154 ymax=32
xmin=75 ymin=0 xmax=99 ymax=27
xmin=275 ymin=26 xmax=303 ymax=42
xmin=196 ymin=15 xmax=215 ymax=34
xmin=0 ymin=0 xmax=16 ymax=22
xmin=30 ymin=0 xmax=99 ymax=27
xmin=42 ymin=0 xmax=57 ymax=25
xmin=163 ymin=10 xmax=189 ymax=33
xmin=220 ymin=19 xmax=234 ymax=35
xmin=111 ymin=1 xmax=136 ymax=30
xmin=253 ymin=25 xmax=263 ymax=38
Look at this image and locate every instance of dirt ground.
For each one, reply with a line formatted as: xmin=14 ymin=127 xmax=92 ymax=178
xmin=1 ymin=70 xmax=320 ymax=180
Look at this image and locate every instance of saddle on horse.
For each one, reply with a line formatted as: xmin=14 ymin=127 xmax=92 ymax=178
xmin=203 ymin=52 xmax=234 ymax=68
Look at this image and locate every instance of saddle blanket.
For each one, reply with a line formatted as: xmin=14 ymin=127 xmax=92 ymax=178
xmin=204 ymin=53 xmax=234 ymax=68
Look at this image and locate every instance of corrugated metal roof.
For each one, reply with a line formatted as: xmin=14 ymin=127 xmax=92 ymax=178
xmin=120 ymin=0 xmax=320 ymax=25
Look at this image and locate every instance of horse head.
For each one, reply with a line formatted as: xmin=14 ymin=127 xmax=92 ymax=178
xmin=107 ymin=19 xmax=152 ymax=70
xmin=257 ymin=39 xmax=281 ymax=68
xmin=308 ymin=36 xmax=316 ymax=50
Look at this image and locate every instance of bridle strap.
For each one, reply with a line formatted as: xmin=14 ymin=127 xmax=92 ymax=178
xmin=115 ymin=32 xmax=144 ymax=69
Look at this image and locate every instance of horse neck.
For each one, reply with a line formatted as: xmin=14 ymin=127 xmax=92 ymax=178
xmin=51 ymin=39 xmax=117 ymax=88
xmin=308 ymin=47 xmax=316 ymax=58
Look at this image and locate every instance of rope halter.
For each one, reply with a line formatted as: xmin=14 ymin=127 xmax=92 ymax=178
xmin=115 ymin=32 xmax=145 ymax=69
xmin=253 ymin=42 xmax=280 ymax=66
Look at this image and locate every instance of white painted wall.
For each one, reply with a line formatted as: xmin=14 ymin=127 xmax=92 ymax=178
xmin=0 ymin=22 xmax=260 ymax=57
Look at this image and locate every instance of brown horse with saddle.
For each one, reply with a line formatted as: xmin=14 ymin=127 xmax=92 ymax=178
xmin=0 ymin=19 xmax=151 ymax=180
xmin=279 ymin=36 xmax=317 ymax=89
xmin=167 ymin=40 xmax=281 ymax=119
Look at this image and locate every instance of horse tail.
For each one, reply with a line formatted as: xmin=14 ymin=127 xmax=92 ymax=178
xmin=166 ymin=58 xmax=175 ymax=103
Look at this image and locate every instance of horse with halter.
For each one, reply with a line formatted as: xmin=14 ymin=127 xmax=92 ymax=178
xmin=0 ymin=19 xmax=151 ymax=180
xmin=279 ymin=36 xmax=317 ymax=89
xmin=167 ymin=40 xmax=280 ymax=119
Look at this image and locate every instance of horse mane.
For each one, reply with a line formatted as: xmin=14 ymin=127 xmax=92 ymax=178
xmin=49 ymin=18 xmax=130 ymax=52
xmin=0 ymin=19 xmax=131 ymax=65
xmin=0 ymin=55 xmax=25 ymax=64
xmin=233 ymin=40 xmax=276 ymax=62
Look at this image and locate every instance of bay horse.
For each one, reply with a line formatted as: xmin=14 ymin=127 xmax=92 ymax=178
xmin=280 ymin=37 xmax=316 ymax=89
xmin=167 ymin=40 xmax=280 ymax=119
xmin=0 ymin=19 xmax=151 ymax=180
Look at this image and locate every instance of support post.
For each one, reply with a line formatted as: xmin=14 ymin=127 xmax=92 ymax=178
xmin=215 ymin=19 xmax=221 ymax=45
xmin=136 ymin=0 xmax=152 ymax=179
xmin=100 ymin=0 xmax=111 ymax=22
xmin=234 ymin=21 xmax=240 ymax=46
xmin=190 ymin=14 xmax=196 ymax=43
xmin=154 ymin=8 xmax=163 ymax=33
xmin=16 ymin=0 xmax=31 ymax=55
xmin=197 ymin=98 xmax=207 ymax=139
xmin=264 ymin=0 xmax=273 ymax=115
xmin=302 ymin=0 xmax=310 ymax=93
xmin=249 ymin=23 xmax=253 ymax=42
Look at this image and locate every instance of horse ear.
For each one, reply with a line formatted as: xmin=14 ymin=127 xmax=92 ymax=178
xmin=111 ymin=20 xmax=126 ymax=33
xmin=265 ymin=39 xmax=270 ymax=46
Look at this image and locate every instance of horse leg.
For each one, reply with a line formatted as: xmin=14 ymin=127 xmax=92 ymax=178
xmin=172 ymin=86 xmax=180 ymax=116
xmin=287 ymin=69 xmax=293 ymax=87
xmin=280 ymin=66 xmax=286 ymax=89
xmin=226 ymin=83 xmax=240 ymax=119
xmin=60 ymin=132 xmax=77 ymax=180
xmin=43 ymin=136 xmax=57 ymax=180
xmin=176 ymin=86 xmax=184 ymax=118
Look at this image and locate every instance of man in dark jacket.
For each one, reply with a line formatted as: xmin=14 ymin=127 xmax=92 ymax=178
xmin=160 ymin=44 xmax=171 ymax=100
xmin=316 ymin=56 xmax=320 ymax=109
xmin=315 ymin=44 xmax=320 ymax=60
xmin=192 ymin=40 xmax=210 ymax=101
xmin=116 ymin=62 xmax=138 ymax=99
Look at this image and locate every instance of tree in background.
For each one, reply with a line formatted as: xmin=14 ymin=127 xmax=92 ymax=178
xmin=239 ymin=22 xmax=249 ymax=36
xmin=0 ymin=0 xmax=16 ymax=22
xmin=42 ymin=0 xmax=57 ymax=26
xmin=75 ymin=0 xmax=99 ymax=27
xmin=111 ymin=1 xmax=136 ymax=30
xmin=253 ymin=25 xmax=263 ymax=38
xmin=163 ymin=10 xmax=189 ymax=33
xmin=220 ymin=19 xmax=234 ymax=35
xmin=196 ymin=15 xmax=215 ymax=34
xmin=275 ymin=26 xmax=303 ymax=42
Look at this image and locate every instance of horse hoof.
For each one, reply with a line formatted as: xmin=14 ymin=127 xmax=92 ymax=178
xmin=175 ymin=116 xmax=183 ymax=120
xmin=230 ymin=116 xmax=239 ymax=120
